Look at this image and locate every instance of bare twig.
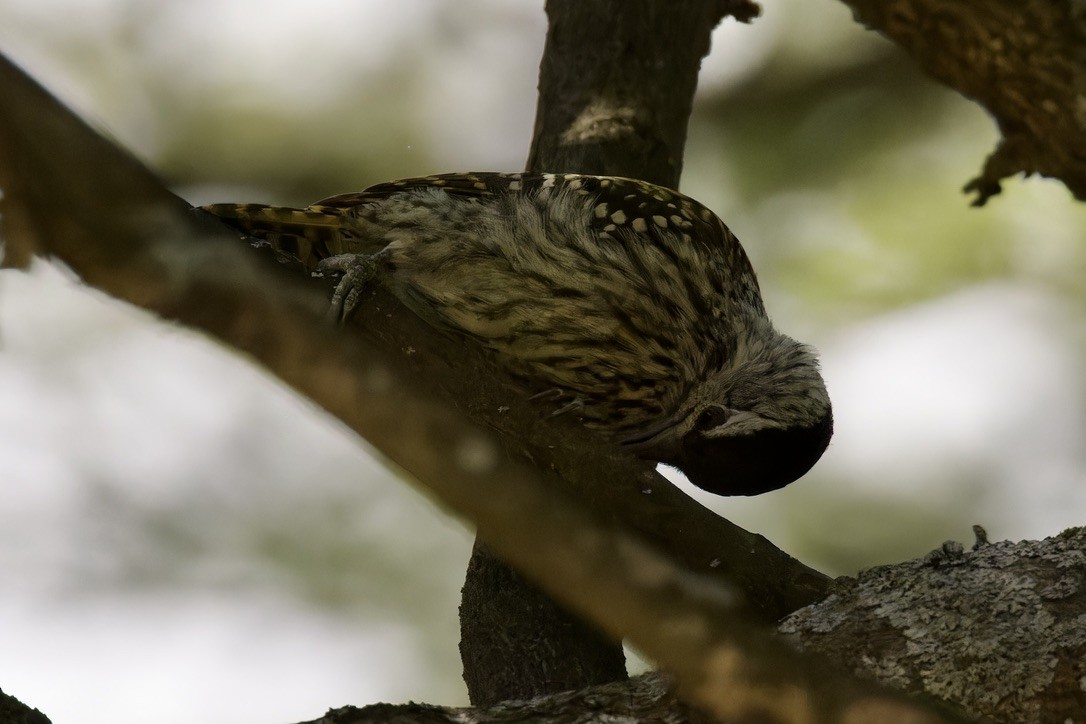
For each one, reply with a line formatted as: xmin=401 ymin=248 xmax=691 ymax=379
xmin=841 ymin=0 xmax=1086 ymax=205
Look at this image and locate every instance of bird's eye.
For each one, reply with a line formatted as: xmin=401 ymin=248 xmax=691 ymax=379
xmin=695 ymin=406 xmax=731 ymax=430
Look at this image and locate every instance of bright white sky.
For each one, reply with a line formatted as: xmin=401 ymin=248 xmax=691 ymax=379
xmin=1 ymin=2 xmax=1085 ymax=723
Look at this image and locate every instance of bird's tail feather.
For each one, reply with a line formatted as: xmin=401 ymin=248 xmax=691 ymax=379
xmin=200 ymin=203 xmax=355 ymax=269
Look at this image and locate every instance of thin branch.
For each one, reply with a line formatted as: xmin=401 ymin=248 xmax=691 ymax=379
xmin=840 ymin=0 xmax=1086 ymax=205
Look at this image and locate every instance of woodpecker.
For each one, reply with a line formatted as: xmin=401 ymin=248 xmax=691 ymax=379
xmin=202 ymin=172 xmax=832 ymax=495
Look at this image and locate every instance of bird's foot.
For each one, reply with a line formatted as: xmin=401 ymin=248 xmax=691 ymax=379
xmin=316 ymin=251 xmax=386 ymax=323
xmin=528 ymin=388 xmax=566 ymax=402
xmin=527 ymin=388 xmax=585 ymax=417
xmin=549 ymin=397 xmax=586 ymax=418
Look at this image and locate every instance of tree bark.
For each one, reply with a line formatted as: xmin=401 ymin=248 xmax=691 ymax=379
xmin=781 ymin=527 xmax=1086 ymax=724
xmin=526 ymin=0 xmax=758 ymax=186
xmin=295 ymin=673 xmax=713 ymax=724
xmin=459 ymin=541 xmax=626 ymax=705
xmin=839 ymin=0 xmax=1086 ymax=205
xmin=458 ymin=0 xmax=765 ymax=704
xmin=301 ymin=528 xmax=1086 ymax=723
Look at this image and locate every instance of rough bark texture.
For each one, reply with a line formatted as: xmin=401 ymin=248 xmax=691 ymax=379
xmin=459 ymin=541 xmax=626 ymax=705
xmin=840 ymin=0 xmax=1086 ymax=205
xmin=459 ymin=0 xmax=764 ymax=704
xmin=526 ymin=0 xmax=758 ymax=187
xmin=0 ymin=51 xmax=975 ymax=724
xmin=310 ymin=529 xmax=1086 ymax=723
xmin=781 ymin=527 xmax=1086 ymax=724
xmin=294 ymin=673 xmax=713 ymax=724
xmin=291 ymin=670 xmax=976 ymax=724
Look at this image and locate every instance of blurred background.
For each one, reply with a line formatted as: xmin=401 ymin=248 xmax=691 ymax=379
xmin=1 ymin=1 xmax=1085 ymax=722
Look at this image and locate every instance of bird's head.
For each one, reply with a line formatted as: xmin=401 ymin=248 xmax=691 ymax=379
xmin=622 ymin=330 xmax=832 ymax=496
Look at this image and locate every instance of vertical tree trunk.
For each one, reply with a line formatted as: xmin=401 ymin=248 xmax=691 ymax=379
xmin=458 ymin=0 xmax=757 ymax=705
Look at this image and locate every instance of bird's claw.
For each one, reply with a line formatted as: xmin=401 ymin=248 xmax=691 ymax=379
xmin=529 ymin=388 xmax=585 ymax=417
xmin=528 ymin=388 xmax=565 ymax=402
xmin=316 ymin=253 xmax=383 ymax=324
xmin=549 ymin=398 xmax=586 ymax=418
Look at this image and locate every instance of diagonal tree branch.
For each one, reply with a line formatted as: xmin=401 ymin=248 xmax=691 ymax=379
xmin=0 ymin=51 xmax=975 ymax=723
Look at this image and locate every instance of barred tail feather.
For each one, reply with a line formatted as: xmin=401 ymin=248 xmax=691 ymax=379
xmin=200 ymin=202 xmax=352 ymax=269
